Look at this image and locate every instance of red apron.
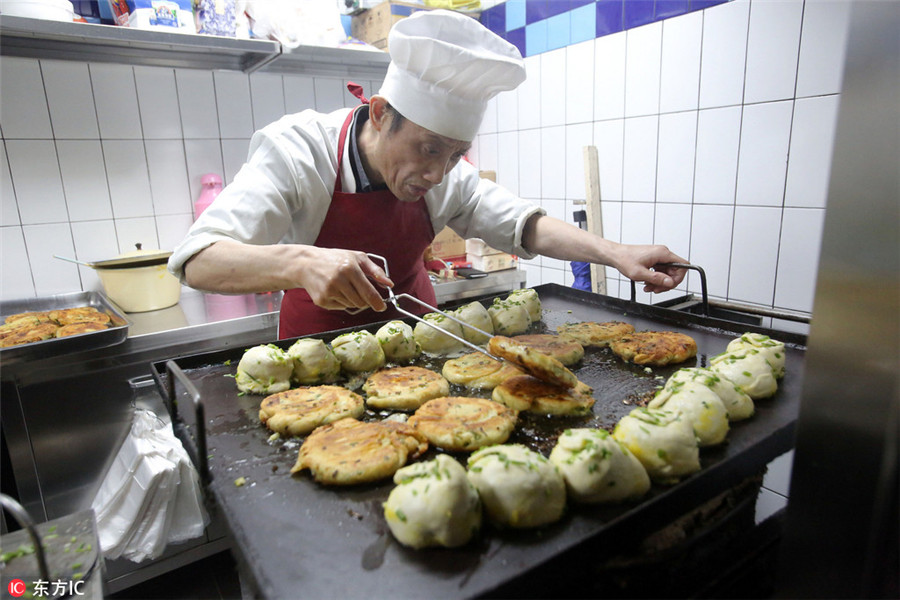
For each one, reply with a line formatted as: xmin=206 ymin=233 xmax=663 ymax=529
xmin=278 ymin=105 xmax=436 ymax=339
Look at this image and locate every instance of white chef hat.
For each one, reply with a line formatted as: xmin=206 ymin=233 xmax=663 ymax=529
xmin=377 ymin=9 xmax=526 ymax=142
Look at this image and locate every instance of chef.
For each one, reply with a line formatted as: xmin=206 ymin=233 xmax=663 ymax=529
xmin=168 ymin=9 xmax=687 ymax=338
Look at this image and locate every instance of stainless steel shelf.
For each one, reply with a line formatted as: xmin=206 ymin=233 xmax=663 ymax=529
xmin=0 ymin=15 xmax=390 ymax=78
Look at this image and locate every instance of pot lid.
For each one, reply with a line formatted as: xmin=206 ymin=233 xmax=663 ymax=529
xmin=93 ymin=243 xmax=173 ymax=269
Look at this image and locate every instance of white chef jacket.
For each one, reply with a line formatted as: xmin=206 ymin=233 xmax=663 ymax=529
xmin=168 ymin=107 xmax=545 ymax=281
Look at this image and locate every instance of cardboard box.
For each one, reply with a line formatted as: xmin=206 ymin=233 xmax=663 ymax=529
xmin=467 ymin=252 xmax=518 ymax=272
xmin=431 ymin=227 xmax=466 ymax=259
xmin=350 ymin=1 xmax=434 ymax=50
xmin=465 ymin=238 xmax=505 ymax=257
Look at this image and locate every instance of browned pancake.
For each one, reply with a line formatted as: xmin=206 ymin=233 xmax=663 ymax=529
xmin=556 ymin=321 xmax=635 ymax=347
xmin=442 ymin=352 xmax=524 ymax=389
xmin=4 ymin=311 xmax=52 ymax=326
xmin=259 ymin=386 xmax=365 ymax=436
xmin=362 ymin=366 xmax=450 ymax=410
xmin=0 ymin=322 xmax=59 ymax=347
xmin=511 ymin=334 xmax=584 ymax=366
xmin=55 ymin=322 xmax=108 ymax=337
xmin=487 ymin=335 xmax=578 ymax=389
xmin=408 ymin=396 xmax=518 ymax=452
xmin=49 ymin=307 xmax=110 ymax=326
xmin=291 ymin=418 xmax=428 ymax=485
xmin=609 ymin=331 xmax=698 ymax=366
xmin=492 ymin=375 xmax=595 ymax=416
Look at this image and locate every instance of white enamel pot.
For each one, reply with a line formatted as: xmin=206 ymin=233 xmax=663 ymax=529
xmin=95 ymin=244 xmax=181 ymax=313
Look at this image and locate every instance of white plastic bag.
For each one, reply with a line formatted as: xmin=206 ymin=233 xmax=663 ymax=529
xmin=91 ymin=409 xmax=209 ymax=563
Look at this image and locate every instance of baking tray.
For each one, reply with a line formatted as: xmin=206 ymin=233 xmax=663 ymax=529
xmin=0 ymin=291 xmax=130 ymax=365
xmin=151 ymin=284 xmax=807 ymax=599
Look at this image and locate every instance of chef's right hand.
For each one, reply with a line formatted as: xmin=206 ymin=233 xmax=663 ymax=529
xmin=299 ymin=248 xmax=394 ymax=312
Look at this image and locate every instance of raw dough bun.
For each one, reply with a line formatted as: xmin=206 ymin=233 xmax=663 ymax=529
xmin=453 ymin=301 xmax=494 ymax=345
xmin=487 ymin=299 xmax=532 ymax=336
xmin=286 ymin=338 xmax=341 ymax=385
xmin=375 ymin=320 xmax=421 ymax=363
xmin=710 ymin=349 xmax=778 ymax=399
xmin=549 ymin=428 xmax=650 ymax=503
xmin=648 ymin=381 xmax=730 ymax=446
xmin=414 ymin=312 xmax=465 ymax=354
xmin=506 ymin=288 xmax=542 ymax=322
xmin=726 ymin=333 xmax=786 ymax=379
xmin=612 ymin=408 xmax=700 ymax=484
xmin=331 ymin=330 xmax=386 ymax=373
xmin=235 ymin=344 xmax=293 ymax=395
xmin=657 ymin=367 xmax=754 ymax=421
xmin=384 ymin=454 xmax=481 ymax=549
xmin=466 ymin=444 xmax=566 ymax=528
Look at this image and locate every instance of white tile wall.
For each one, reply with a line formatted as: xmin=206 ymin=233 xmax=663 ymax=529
xmin=0 ymin=144 xmax=18 ymax=227
xmin=624 ymin=22 xmax=662 ymax=118
xmin=744 ymin=0 xmax=803 ymax=104
xmin=0 ymin=0 xmax=847 ymax=320
xmin=736 ymin=100 xmax=793 ymax=207
xmin=565 ymin=123 xmax=592 ymax=202
xmin=0 ymin=58 xmax=53 ymax=139
xmin=565 ymin=40 xmax=594 ymax=125
xmin=43 ymin=61 xmax=100 ymax=140
xmin=176 ymin=69 xmax=219 ymax=139
xmin=518 ymin=129 xmax=541 ymax=199
xmin=699 ymin=0 xmax=750 ymax=109
xmin=785 ymin=95 xmax=841 ymax=208
xmin=0 ymin=58 xmax=372 ymax=300
xmin=694 ymin=106 xmax=742 ymax=204
xmin=92 ymin=63 xmax=143 ymax=139
xmin=593 ymin=32 xmax=626 ymax=121
xmin=250 ymin=73 xmax=286 ymax=130
xmin=215 ymin=71 xmax=254 ymax=138
xmin=518 ymin=55 xmax=542 ymax=130
xmin=729 ymin=205 xmax=781 ymax=305
xmin=796 ymin=0 xmax=851 ymax=97
xmin=135 ymin=66 xmax=183 ymax=140
xmin=660 ymin=11 xmax=702 ymax=114
xmin=540 ymin=48 xmax=567 ymax=128
xmin=622 ymin=115 xmax=658 ymax=203
xmin=540 ymin=126 xmax=566 ymax=198
xmin=656 ymin=111 xmax=697 ymax=204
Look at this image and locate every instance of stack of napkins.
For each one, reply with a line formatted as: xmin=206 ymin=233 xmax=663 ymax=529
xmin=92 ymin=410 xmax=208 ymax=562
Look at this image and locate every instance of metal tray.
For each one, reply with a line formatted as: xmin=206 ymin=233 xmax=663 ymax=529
xmin=0 ymin=291 xmax=130 ymax=366
xmin=152 ymin=284 xmax=807 ymax=599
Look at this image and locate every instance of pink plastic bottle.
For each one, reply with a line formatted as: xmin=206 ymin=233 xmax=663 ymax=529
xmin=194 ymin=173 xmax=223 ymax=220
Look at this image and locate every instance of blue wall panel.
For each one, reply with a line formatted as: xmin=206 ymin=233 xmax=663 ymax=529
xmin=483 ymin=0 xmax=733 ymax=57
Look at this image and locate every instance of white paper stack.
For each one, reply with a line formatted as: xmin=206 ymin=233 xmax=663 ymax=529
xmin=91 ymin=410 xmax=209 ymax=563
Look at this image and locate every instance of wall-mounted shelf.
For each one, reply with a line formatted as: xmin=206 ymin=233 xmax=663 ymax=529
xmin=0 ymin=15 xmax=390 ymax=78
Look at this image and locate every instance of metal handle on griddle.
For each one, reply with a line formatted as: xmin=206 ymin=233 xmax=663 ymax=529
xmin=165 ymin=360 xmax=209 ymax=484
xmin=0 ymin=493 xmax=50 ymax=582
xmin=630 ymin=262 xmax=709 ymax=317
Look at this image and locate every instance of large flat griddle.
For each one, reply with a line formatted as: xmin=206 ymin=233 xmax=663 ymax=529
xmin=151 ymin=284 xmax=807 ymax=599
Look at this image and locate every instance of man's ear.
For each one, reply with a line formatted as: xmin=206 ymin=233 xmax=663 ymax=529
xmin=368 ymin=96 xmax=388 ymax=132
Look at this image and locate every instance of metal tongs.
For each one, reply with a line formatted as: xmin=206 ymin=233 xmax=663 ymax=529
xmin=350 ymin=253 xmax=500 ymax=362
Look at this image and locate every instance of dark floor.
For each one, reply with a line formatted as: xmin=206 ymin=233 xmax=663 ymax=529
xmin=108 ymin=551 xmax=243 ymax=600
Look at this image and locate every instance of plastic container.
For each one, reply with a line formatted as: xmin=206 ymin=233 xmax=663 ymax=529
xmin=194 ymin=173 xmax=223 ymax=220
xmin=0 ymin=0 xmax=75 ymax=21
